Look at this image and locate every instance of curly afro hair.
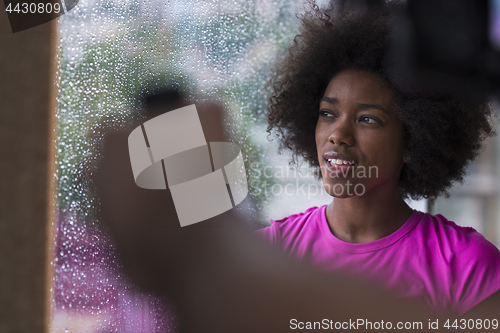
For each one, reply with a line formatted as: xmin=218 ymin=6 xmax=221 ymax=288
xmin=267 ymin=1 xmax=495 ymax=200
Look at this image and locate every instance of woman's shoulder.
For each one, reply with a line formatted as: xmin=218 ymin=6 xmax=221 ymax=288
xmin=255 ymin=205 xmax=326 ymax=247
xmin=417 ymin=212 xmax=500 ymax=261
xmin=418 ymin=213 xmax=500 ymax=314
xmin=420 ymin=212 xmax=487 ymax=239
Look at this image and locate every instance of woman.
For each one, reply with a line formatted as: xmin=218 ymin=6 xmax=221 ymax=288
xmin=259 ymin=2 xmax=500 ymax=316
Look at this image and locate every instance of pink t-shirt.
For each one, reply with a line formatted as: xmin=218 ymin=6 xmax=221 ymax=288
xmin=256 ymin=205 xmax=500 ymax=315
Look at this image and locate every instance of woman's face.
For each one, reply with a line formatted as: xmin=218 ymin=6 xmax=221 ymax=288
xmin=315 ymin=68 xmax=406 ymax=198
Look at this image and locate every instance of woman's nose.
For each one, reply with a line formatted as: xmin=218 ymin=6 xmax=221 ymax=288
xmin=328 ymin=119 xmax=354 ymax=147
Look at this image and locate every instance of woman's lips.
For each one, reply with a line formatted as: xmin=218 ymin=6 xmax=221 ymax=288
xmin=324 ymin=158 xmax=356 ymax=175
xmin=323 ymin=151 xmax=357 ymax=163
xmin=322 ymin=152 xmax=358 ymax=176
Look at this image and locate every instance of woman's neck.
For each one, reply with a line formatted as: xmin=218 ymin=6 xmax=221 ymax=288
xmin=325 ymin=186 xmax=413 ymax=243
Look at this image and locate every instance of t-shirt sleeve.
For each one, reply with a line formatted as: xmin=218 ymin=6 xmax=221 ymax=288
xmin=255 ymin=221 xmax=282 ymax=249
xmin=453 ymin=233 xmax=500 ymax=315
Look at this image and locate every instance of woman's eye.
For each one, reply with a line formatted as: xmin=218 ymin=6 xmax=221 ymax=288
xmin=319 ymin=110 xmax=335 ymax=117
xmin=360 ymin=116 xmax=379 ymax=124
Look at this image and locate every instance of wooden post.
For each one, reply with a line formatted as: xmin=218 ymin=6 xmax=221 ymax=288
xmin=0 ymin=11 xmax=58 ymax=333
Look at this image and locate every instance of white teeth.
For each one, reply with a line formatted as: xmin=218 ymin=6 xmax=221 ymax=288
xmin=326 ymin=158 xmax=354 ymax=166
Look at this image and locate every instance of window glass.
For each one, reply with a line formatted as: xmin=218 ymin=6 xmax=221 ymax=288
xmin=53 ymin=0 xmax=330 ymax=331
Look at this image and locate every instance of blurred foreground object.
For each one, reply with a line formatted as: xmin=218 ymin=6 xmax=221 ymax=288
xmin=390 ymin=0 xmax=500 ymax=102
